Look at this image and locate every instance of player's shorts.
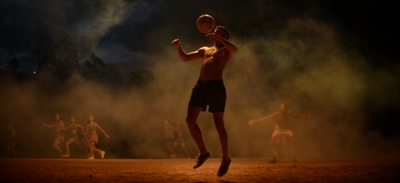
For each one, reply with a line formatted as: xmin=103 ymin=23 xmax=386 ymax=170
xmin=188 ymin=80 xmax=226 ymax=113
xmin=271 ymin=125 xmax=294 ymax=137
xmin=174 ymin=139 xmax=186 ymax=147
xmin=89 ymin=134 xmax=98 ymax=144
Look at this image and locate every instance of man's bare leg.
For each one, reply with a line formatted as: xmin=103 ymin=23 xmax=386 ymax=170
xmin=63 ymin=139 xmax=74 ymax=157
xmin=212 ymin=112 xmax=229 ymax=160
xmin=53 ymin=140 xmax=62 ymax=154
xmin=167 ymin=143 xmax=175 ymax=158
xmin=186 ymin=106 xmax=207 ymax=153
xmin=289 ymin=136 xmax=297 ymax=162
xmin=186 ymin=106 xmax=211 ymax=168
xmin=269 ymin=136 xmax=278 ymax=163
xmin=213 ymin=112 xmax=231 ymax=176
xmin=88 ymin=142 xmax=95 ymax=159
xmin=7 ymin=142 xmax=18 ymax=155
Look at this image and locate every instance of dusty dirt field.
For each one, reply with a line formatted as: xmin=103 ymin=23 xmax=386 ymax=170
xmin=0 ymin=158 xmax=399 ymax=183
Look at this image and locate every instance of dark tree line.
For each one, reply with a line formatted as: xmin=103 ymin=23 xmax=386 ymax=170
xmin=29 ymin=30 xmax=154 ymax=88
xmin=81 ymin=53 xmax=106 ymax=83
xmin=7 ymin=57 xmax=19 ymax=72
xmin=33 ymin=30 xmax=91 ymax=81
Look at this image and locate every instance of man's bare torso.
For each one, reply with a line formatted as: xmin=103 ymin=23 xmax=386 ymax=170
xmin=274 ymin=111 xmax=291 ymax=129
xmin=199 ymin=46 xmax=232 ymax=81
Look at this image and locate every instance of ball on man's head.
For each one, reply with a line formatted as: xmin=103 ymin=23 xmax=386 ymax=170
xmin=196 ymin=14 xmax=216 ymax=34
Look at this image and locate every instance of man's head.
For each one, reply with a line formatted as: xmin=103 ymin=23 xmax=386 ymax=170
xmin=55 ymin=113 xmax=60 ymax=120
xmin=89 ymin=114 xmax=94 ymax=122
xmin=164 ymin=120 xmax=170 ymax=125
xmin=214 ymin=25 xmax=229 ymax=39
xmin=279 ymin=103 xmax=287 ymax=112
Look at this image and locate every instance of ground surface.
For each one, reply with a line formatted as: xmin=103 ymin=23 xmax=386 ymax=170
xmin=0 ymin=158 xmax=399 ymax=183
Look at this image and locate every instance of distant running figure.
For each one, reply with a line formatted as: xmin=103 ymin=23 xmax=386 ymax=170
xmin=6 ymin=122 xmax=18 ymax=156
xmin=43 ymin=113 xmax=66 ymax=156
xmin=164 ymin=120 xmax=176 ymax=158
xmin=84 ymin=114 xmax=109 ymax=159
xmin=62 ymin=116 xmax=86 ymax=158
xmin=172 ymin=121 xmax=191 ymax=158
xmin=248 ymin=103 xmax=311 ymax=163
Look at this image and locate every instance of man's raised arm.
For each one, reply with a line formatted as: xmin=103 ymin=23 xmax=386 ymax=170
xmin=172 ymin=38 xmax=203 ymax=61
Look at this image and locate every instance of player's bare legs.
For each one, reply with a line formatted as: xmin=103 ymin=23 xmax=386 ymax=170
xmin=186 ymin=106 xmax=207 ymax=154
xmin=167 ymin=145 xmax=175 ymax=158
xmin=213 ymin=112 xmax=231 ymax=176
xmin=7 ymin=142 xmax=17 ymax=155
xmin=289 ymin=135 xmax=296 ymax=162
xmin=53 ymin=139 xmax=62 ymax=154
xmin=90 ymin=142 xmax=102 ymax=153
xmin=213 ymin=112 xmax=229 ymax=160
xmin=269 ymin=135 xmax=278 ymax=163
xmin=172 ymin=140 xmax=191 ymax=158
xmin=186 ymin=106 xmax=211 ymax=168
xmin=281 ymin=135 xmax=289 ymax=157
xmin=88 ymin=141 xmax=103 ymax=159
xmin=64 ymin=138 xmax=75 ymax=157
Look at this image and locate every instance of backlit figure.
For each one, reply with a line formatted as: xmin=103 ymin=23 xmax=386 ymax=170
xmin=248 ymin=103 xmax=311 ymax=163
xmin=84 ymin=114 xmax=109 ymax=159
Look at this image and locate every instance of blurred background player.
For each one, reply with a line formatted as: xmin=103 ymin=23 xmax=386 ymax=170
xmin=248 ymin=103 xmax=311 ymax=163
xmin=163 ymin=120 xmax=176 ymax=158
xmin=43 ymin=113 xmax=66 ymax=157
xmin=62 ymin=116 xmax=86 ymax=158
xmin=6 ymin=122 xmax=18 ymax=157
xmin=172 ymin=121 xmax=191 ymax=158
xmin=84 ymin=114 xmax=109 ymax=159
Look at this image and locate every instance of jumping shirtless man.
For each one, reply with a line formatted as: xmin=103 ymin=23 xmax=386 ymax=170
xmin=248 ymin=103 xmax=312 ymax=163
xmin=172 ymin=25 xmax=237 ymax=176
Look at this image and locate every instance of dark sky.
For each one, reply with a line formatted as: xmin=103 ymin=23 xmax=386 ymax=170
xmin=1 ymin=0 xmax=398 ymax=66
xmin=1 ymin=0 xmax=399 ymax=158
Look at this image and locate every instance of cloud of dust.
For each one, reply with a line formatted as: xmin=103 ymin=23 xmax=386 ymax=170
xmin=221 ymin=17 xmax=400 ymax=160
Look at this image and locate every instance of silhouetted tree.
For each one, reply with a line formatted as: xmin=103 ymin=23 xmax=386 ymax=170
xmin=33 ymin=33 xmax=56 ymax=75
xmin=32 ymin=30 xmax=79 ymax=80
xmin=7 ymin=57 xmax=19 ymax=72
xmin=53 ymin=30 xmax=80 ymax=80
xmin=81 ymin=53 xmax=106 ymax=82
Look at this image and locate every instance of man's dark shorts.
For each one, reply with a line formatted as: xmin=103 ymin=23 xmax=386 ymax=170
xmin=188 ymin=80 xmax=226 ymax=113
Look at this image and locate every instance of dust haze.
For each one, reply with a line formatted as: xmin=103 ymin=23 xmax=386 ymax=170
xmin=1 ymin=0 xmax=399 ymax=160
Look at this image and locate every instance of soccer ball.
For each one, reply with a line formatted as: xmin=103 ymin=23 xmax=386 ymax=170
xmin=196 ymin=14 xmax=216 ymax=34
